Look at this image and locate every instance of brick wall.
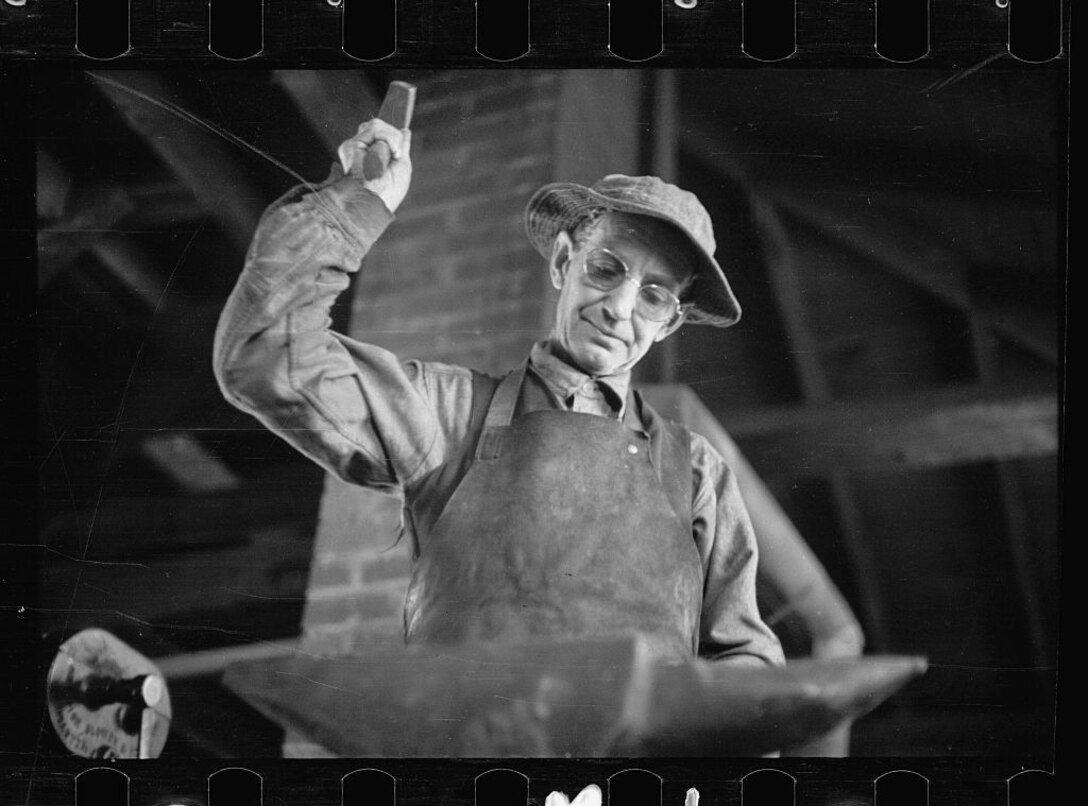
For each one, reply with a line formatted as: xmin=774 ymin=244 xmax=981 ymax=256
xmin=348 ymin=70 xmax=565 ymax=375
xmin=285 ymin=69 xmax=642 ymax=757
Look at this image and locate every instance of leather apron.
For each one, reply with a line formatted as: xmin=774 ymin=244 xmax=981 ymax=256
xmin=403 ymin=364 xmax=705 ymax=661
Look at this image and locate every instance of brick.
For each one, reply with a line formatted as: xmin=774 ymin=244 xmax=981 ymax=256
xmin=359 ymin=551 xmax=412 ymax=584
xmin=359 ymin=231 xmax=533 ymax=293
xmin=391 ymin=186 xmax=527 ymax=233
xmin=302 ymin=616 xmax=405 ymax=657
xmin=307 ymin=557 xmax=352 ymax=591
xmin=348 ymin=616 xmax=406 ymax=644
xmin=299 ymin=622 xmax=360 ymax=656
xmin=419 ymin=100 xmax=557 ymax=152
xmin=387 ymin=276 xmax=512 ymax=321
xmin=397 ymin=308 xmax=521 ymax=339
xmin=302 ymin=594 xmax=358 ymax=627
xmin=450 ymin=188 xmax=544 ymax=232
xmin=451 ymin=247 xmax=540 ymax=284
xmin=358 ymin=589 xmax=405 ymax=621
xmin=414 ymin=155 xmax=551 ymax=208
xmin=417 ymin=123 xmax=553 ymax=171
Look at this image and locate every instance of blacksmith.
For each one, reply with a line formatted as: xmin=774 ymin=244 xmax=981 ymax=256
xmin=214 ymin=119 xmax=784 ymax=668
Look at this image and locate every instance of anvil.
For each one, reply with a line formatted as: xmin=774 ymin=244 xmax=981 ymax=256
xmin=222 ymin=633 xmax=926 ymax=757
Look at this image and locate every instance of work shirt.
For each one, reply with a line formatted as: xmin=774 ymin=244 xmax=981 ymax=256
xmin=213 ymin=170 xmax=785 ymax=668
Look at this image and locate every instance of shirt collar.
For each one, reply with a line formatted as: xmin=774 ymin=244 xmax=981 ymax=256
xmin=529 ymin=340 xmax=631 ymax=416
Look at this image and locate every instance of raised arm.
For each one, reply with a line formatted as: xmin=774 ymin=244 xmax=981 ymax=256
xmin=213 ymin=120 xmax=465 ymax=492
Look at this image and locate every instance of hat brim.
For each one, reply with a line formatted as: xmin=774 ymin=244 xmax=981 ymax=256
xmin=524 ymin=182 xmax=741 ymax=327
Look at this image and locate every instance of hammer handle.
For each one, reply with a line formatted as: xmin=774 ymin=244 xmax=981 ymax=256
xmin=363 ymin=81 xmax=417 ymax=180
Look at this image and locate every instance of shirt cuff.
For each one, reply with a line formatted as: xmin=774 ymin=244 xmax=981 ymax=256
xmin=312 ymin=174 xmax=396 ymax=250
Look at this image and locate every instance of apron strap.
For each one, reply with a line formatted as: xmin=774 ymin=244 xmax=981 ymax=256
xmin=476 ymin=362 xmax=528 ymax=460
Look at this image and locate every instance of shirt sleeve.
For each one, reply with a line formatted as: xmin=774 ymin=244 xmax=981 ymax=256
xmin=212 ymin=170 xmax=473 ymax=493
xmin=691 ymin=431 xmax=787 ymax=667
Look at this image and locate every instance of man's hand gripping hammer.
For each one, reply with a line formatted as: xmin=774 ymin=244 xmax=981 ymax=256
xmin=339 ymin=81 xmax=416 ymax=179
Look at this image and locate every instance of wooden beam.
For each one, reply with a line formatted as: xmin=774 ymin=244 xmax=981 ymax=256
xmin=678 ymin=125 xmax=1058 ymax=364
xmin=155 ymin=638 xmax=299 ymax=680
xmin=750 ymin=198 xmax=831 ymax=403
xmin=37 ymin=150 xmax=133 ymax=290
xmin=140 ymin=431 xmax=240 ymax=494
xmin=974 ymin=300 xmax=1059 ymax=361
xmin=40 ymin=523 xmax=312 ymax=625
xmin=677 ymin=120 xmax=1058 ymax=245
xmin=709 ymin=385 xmax=1058 ymax=476
xmin=90 ymin=71 xmax=264 ymax=254
xmin=125 ymin=180 xmax=206 ymax=227
xmin=776 ymin=201 xmax=1058 ymax=364
xmin=967 ymin=315 xmax=1053 ymax=684
xmin=744 ymin=197 xmax=888 ymax=658
xmin=36 ymin=148 xmax=71 ymax=221
xmin=680 ymin=122 xmax=972 ymax=308
xmin=88 ymin=236 xmax=171 ymax=309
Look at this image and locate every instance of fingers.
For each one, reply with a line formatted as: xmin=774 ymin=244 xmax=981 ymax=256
xmin=338 ymin=118 xmax=411 ymax=175
xmin=545 ymin=785 xmax=601 ymax=806
xmin=570 ymin=785 xmax=602 ymax=806
xmin=352 ymin=118 xmax=409 ymax=159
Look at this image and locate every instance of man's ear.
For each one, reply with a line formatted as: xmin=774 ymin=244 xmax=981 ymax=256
xmin=654 ymin=307 xmax=690 ymax=342
xmin=549 ymin=231 xmax=574 ymax=291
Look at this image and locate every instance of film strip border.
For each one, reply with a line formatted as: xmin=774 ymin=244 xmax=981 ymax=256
xmin=2 ymin=0 xmax=1068 ymax=65
xmin=16 ymin=759 xmax=1058 ymax=805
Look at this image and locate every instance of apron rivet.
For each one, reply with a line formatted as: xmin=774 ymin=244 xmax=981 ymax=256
xmin=627 ymin=444 xmax=638 ymax=454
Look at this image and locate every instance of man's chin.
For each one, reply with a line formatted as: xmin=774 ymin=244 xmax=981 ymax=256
xmin=571 ymin=345 xmax=627 ymax=377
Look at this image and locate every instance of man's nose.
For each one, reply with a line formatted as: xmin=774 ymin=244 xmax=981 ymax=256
xmin=602 ymin=278 xmax=640 ymax=321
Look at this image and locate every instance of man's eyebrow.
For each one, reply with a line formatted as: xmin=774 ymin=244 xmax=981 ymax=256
xmin=643 ymin=269 xmax=683 ymax=287
xmin=644 ymin=262 xmax=694 ymax=291
xmin=594 ymin=238 xmax=693 ymax=288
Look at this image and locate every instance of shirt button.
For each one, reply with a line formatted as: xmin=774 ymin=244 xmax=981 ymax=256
xmin=627 ymin=444 xmax=639 ymax=455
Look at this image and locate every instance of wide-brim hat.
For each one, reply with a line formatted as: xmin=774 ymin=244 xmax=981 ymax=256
xmin=524 ymin=174 xmax=741 ymax=327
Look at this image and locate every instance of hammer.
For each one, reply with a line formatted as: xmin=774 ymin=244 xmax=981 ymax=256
xmin=342 ymin=80 xmax=416 ymax=180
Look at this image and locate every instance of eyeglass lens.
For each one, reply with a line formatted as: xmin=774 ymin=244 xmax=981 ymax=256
xmin=582 ymin=249 xmax=680 ymax=322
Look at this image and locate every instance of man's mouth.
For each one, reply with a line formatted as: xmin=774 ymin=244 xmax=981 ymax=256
xmin=583 ymin=318 xmax=627 ymax=346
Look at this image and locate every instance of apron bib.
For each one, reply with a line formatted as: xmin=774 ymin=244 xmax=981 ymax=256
xmin=403 ymin=365 xmax=705 ymax=660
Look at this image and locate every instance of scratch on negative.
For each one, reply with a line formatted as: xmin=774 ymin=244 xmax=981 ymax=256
xmin=923 ymin=52 xmax=1006 ymax=94
xmin=10 ymin=544 xmax=152 ymax=569
xmin=273 ymin=670 xmax=374 ymax=695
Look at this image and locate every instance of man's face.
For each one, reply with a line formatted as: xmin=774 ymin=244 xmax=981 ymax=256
xmin=548 ymin=212 xmax=694 ymax=377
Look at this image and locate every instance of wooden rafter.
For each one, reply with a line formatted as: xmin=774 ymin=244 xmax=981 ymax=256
xmin=90 ymin=71 xmax=264 ymax=254
xmin=750 ymin=198 xmax=832 ymax=403
xmin=718 ymin=384 xmax=1057 ymax=475
xmin=967 ymin=316 xmax=1053 ymax=680
xmin=746 ymin=198 xmax=890 ymax=653
xmin=678 ymin=124 xmax=1059 ymax=365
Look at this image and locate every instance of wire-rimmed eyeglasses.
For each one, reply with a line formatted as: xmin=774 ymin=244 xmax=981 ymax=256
xmin=579 ymin=247 xmax=689 ymax=323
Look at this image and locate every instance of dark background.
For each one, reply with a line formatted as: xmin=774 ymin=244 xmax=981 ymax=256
xmin=25 ymin=64 xmax=1063 ymax=760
